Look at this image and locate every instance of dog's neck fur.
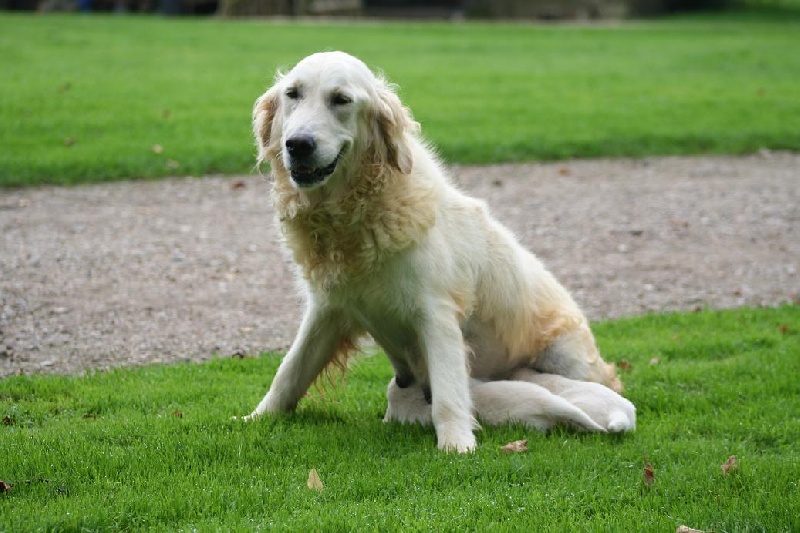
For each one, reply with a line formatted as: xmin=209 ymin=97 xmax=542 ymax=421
xmin=270 ymin=154 xmax=436 ymax=291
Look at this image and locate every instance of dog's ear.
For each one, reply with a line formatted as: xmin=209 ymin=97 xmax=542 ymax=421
xmin=374 ymin=83 xmax=418 ymax=175
xmin=253 ymin=84 xmax=280 ymax=166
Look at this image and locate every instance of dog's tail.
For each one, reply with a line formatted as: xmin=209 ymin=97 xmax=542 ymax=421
xmin=471 ymin=380 xmax=606 ymax=433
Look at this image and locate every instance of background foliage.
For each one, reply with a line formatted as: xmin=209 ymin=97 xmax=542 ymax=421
xmin=1 ymin=9 xmax=799 ymax=186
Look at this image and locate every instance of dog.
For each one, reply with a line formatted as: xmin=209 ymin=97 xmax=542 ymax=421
xmin=384 ymin=377 xmax=608 ymax=433
xmin=247 ymin=51 xmax=622 ymax=452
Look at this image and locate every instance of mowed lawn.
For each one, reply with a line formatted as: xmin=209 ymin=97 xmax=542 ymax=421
xmin=1 ymin=306 xmax=799 ymax=530
xmin=1 ymin=10 xmax=799 ymax=186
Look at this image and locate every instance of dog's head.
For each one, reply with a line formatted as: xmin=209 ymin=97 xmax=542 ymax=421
xmin=253 ymin=51 xmax=418 ymax=190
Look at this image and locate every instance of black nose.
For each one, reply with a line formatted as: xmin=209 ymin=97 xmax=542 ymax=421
xmin=285 ymin=135 xmax=316 ymax=159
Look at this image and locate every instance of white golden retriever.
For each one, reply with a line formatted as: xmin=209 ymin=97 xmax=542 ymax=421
xmin=247 ymin=51 xmax=622 ymax=452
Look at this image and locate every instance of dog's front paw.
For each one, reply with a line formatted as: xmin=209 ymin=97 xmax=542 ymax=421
xmin=436 ymin=428 xmax=477 ymax=453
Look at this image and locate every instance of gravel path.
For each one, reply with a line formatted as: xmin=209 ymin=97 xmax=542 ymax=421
xmin=1 ymin=153 xmax=798 ymax=377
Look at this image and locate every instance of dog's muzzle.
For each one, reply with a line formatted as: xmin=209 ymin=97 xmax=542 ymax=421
xmin=285 ymin=135 xmax=345 ymax=187
xmin=290 ymin=150 xmax=344 ymax=187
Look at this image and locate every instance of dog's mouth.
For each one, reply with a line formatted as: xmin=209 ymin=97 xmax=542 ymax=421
xmin=290 ymin=148 xmax=345 ymax=187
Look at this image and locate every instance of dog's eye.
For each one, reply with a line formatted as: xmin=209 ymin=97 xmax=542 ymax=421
xmin=286 ymin=87 xmax=300 ymax=100
xmin=330 ymin=93 xmax=352 ymax=106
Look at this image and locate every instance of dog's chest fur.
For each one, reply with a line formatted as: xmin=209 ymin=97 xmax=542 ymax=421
xmin=273 ymin=167 xmax=437 ymax=291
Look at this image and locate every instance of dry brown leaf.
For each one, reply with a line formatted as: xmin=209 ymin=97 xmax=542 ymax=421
xmin=558 ymin=166 xmax=571 ymax=176
xmin=307 ymin=468 xmax=323 ymax=490
xmin=231 ymin=180 xmax=247 ymax=190
xmin=500 ymin=439 xmax=528 ymax=453
xmin=643 ymin=462 xmax=655 ymax=486
xmin=721 ymin=455 xmax=738 ymax=475
xmin=676 ymin=526 xmax=704 ymax=533
xmin=617 ymin=360 xmax=631 ymax=371
xmin=0 ymin=480 xmax=11 ymax=493
xmin=173 ymin=410 xmax=183 ymax=419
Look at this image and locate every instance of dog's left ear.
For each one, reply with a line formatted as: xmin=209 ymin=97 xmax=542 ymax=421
xmin=374 ymin=84 xmax=418 ymax=175
xmin=253 ymin=85 xmax=280 ymax=166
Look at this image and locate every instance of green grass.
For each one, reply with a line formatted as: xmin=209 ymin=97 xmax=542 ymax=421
xmin=1 ymin=11 xmax=799 ymax=186
xmin=2 ymin=306 xmax=798 ymax=530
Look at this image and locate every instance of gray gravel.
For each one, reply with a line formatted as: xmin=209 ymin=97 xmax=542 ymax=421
xmin=1 ymin=153 xmax=798 ymax=377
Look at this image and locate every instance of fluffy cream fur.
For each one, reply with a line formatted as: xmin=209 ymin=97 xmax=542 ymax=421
xmin=246 ymin=51 xmax=621 ymax=452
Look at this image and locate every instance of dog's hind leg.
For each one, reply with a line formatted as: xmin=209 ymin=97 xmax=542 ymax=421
xmin=471 ymin=380 xmax=606 ymax=432
xmin=533 ymin=324 xmax=622 ymax=392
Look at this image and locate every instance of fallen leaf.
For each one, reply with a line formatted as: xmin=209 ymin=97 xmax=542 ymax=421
xmin=721 ymin=455 xmax=738 ymax=475
xmin=152 ymin=144 xmax=164 ymax=154
xmin=558 ymin=166 xmax=570 ymax=176
xmin=617 ymin=360 xmax=631 ymax=371
xmin=500 ymin=439 xmax=528 ymax=453
xmin=676 ymin=526 xmax=704 ymax=533
xmin=0 ymin=480 xmax=11 ymax=493
xmin=491 ymin=178 xmax=503 ymax=187
xmin=778 ymin=324 xmax=789 ymax=335
xmin=649 ymin=357 xmax=661 ymax=366
xmin=2 ymin=415 xmax=15 ymax=426
xmin=231 ymin=180 xmax=246 ymax=190
xmin=173 ymin=410 xmax=183 ymax=419
xmin=307 ymin=468 xmax=323 ymax=490
xmin=643 ymin=462 xmax=655 ymax=486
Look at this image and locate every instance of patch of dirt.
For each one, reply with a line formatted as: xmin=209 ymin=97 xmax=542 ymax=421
xmin=1 ymin=153 xmax=798 ymax=376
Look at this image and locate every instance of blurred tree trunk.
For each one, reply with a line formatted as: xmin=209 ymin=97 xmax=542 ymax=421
xmin=466 ymin=0 xmax=630 ymax=19
xmin=217 ymin=0 xmax=361 ymax=16
xmin=217 ymin=0 xmax=290 ymax=16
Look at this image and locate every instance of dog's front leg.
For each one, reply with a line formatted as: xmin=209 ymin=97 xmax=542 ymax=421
xmin=420 ymin=299 xmax=477 ymax=453
xmin=246 ymin=303 xmax=345 ymax=419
